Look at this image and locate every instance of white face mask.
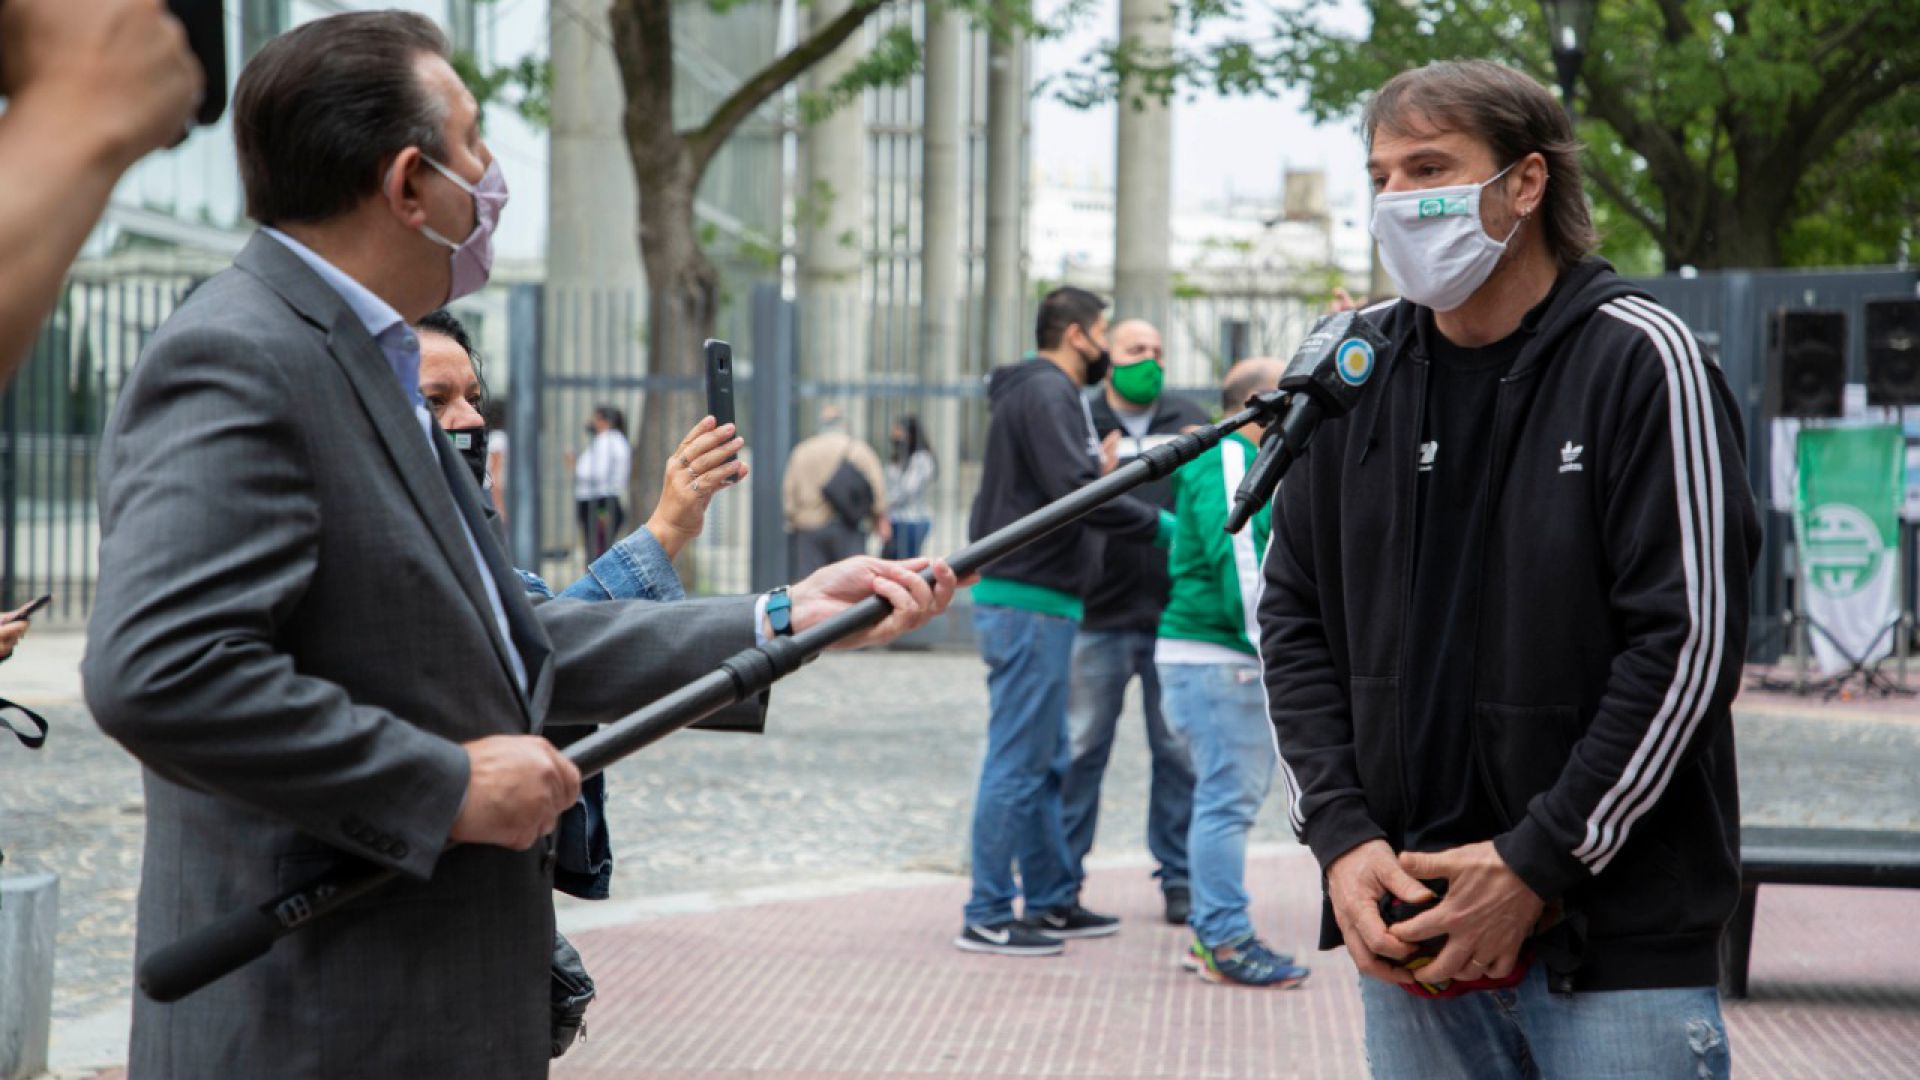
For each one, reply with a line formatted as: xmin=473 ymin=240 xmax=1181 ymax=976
xmin=1370 ymin=162 xmax=1520 ymax=312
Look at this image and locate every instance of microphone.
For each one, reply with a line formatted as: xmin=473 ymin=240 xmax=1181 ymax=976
xmin=1224 ymin=310 xmax=1393 ymax=533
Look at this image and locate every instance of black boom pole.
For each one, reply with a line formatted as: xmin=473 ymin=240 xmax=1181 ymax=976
xmin=137 ymin=391 xmax=1296 ymax=1004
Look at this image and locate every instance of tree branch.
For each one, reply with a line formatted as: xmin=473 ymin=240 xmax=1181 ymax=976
xmin=609 ymin=0 xmax=679 ymax=170
xmin=1812 ymin=9 xmax=1887 ymax=68
xmin=683 ymin=0 xmax=891 ymax=175
xmin=1653 ymin=0 xmax=1690 ymax=43
xmin=1581 ymin=65 xmax=1694 ymax=190
xmin=1791 ymin=59 xmax=1920 ymax=181
xmin=1584 ymin=159 xmax=1664 ymax=241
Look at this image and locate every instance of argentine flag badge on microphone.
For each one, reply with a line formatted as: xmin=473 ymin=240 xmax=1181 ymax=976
xmin=1336 ymin=338 xmax=1376 ymax=387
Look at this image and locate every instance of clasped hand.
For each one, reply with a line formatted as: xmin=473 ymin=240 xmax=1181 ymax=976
xmin=1327 ymin=838 xmax=1543 ymax=986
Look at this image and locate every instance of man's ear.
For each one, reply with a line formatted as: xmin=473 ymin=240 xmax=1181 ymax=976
xmin=382 ymin=147 xmax=429 ymax=230
xmin=1514 ymin=151 xmax=1549 ymax=218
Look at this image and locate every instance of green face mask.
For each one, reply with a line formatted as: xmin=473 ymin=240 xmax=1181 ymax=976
xmin=1110 ymin=359 xmax=1164 ymax=405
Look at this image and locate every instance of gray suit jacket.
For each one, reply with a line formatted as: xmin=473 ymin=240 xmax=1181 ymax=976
xmin=83 ymin=233 xmax=766 ymax=1079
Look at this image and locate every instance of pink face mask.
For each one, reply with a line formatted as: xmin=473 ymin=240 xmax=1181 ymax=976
xmin=417 ymin=155 xmax=508 ymax=303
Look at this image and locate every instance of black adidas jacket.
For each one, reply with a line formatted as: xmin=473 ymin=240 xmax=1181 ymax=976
xmin=969 ymin=358 xmax=1162 ymax=598
xmin=1260 ymin=259 xmax=1761 ymax=992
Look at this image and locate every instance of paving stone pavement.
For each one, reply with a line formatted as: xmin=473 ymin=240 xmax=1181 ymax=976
xmin=3 ymin=634 xmax=1919 ymax=1073
xmin=550 ymin=853 xmax=1920 ymax=1079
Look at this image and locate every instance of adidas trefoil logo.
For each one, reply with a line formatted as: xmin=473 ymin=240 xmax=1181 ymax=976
xmin=1559 ymin=441 xmax=1585 ymax=473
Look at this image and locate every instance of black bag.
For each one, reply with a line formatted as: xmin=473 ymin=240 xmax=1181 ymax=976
xmin=820 ymin=440 xmax=874 ymax=529
xmin=550 ymin=931 xmax=596 ymax=1058
xmin=1 ymin=696 xmax=48 ymax=749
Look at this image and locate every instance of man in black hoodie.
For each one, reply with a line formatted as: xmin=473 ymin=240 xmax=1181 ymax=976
xmin=956 ymin=287 xmax=1172 ymax=956
xmin=1261 ymin=61 xmax=1757 ymax=1077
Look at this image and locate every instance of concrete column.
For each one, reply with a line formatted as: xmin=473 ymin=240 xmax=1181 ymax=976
xmin=548 ymin=0 xmax=644 ymax=297
xmin=1114 ymin=0 xmax=1173 ymax=324
xmin=983 ymin=25 xmax=1027 ymax=368
xmin=798 ymin=0 xmax=869 ymax=431
xmin=920 ymin=5 xmax=965 ymax=537
xmin=546 ymin=0 xmax=643 ymax=577
xmin=0 ymin=872 xmax=58 ymax=1080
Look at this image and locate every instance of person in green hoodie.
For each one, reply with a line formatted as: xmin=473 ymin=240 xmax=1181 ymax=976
xmin=1157 ymin=356 xmax=1310 ymax=989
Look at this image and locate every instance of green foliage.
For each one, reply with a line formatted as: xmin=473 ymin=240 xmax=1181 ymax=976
xmin=1056 ymin=0 xmax=1920 ymax=269
xmin=452 ymin=51 xmax=553 ymax=130
xmin=798 ymin=23 xmax=923 ymax=124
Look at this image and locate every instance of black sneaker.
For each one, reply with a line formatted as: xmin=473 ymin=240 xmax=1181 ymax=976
xmin=1163 ymin=886 xmax=1191 ymax=926
xmin=954 ymin=921 xmax=1065 ymax=957
xmin=1026 ymin=903 xmax=1121 ymax=939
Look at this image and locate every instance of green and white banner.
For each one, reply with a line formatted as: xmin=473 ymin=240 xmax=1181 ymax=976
xmin=1795 ymin=425 xmax=1905 ymax=675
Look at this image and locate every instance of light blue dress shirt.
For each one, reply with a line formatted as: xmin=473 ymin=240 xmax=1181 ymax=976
xmin=263 ymin=228 xmax=529 ymax=692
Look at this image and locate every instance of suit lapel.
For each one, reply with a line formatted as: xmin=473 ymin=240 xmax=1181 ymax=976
xmin=427 ymin=422 xmax=554 ymax=726
xmin=233 ymin=233 xmax=537 ymax=723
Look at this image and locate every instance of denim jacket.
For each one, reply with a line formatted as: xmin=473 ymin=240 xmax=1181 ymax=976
xmin=518 ymin=526 xmax=685 ymax=900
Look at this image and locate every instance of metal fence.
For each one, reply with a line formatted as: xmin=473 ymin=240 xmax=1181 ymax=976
xmin=1 ymin=270 xmax=201 ymax=625
xmin=15 ymin=263 xmax=1915 ymax=639
xmin=518 ymin=281 xmax=1325 ymax=597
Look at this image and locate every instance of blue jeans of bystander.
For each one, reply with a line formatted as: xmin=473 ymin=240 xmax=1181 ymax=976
xmin=964 ymin=605 xmax=1081 ymax=926
xmin=1062 ymin=628 xmax=1193 ymax=893
xmin=1156 ymin=660 xmax=1272 ymax=947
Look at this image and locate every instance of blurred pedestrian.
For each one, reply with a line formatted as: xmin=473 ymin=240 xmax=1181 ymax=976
xmin=956 ymin=286 xmax=1172 ymax=957
xmin=1158 ymin=357 xmax=1308 ymax=988
xmin=883 ymin=413 xmax=936 ymax=560
xmin=573 ymin=403 xmax=631 ymax=561
xmin=1062 ymin=316 xmax=1206 ymax=926
xmin=784 ymin=404 xmax=890 ymax=578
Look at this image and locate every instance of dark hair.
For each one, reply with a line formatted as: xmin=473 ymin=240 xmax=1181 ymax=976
xmin=481 ymin=397 xmax=508 ymax=430
xmin=593 ymin=404 xmax=626 ymax=435
xmin=416 ymin=308 xmax=490 ymax=401
xmin=1362 ymin=60 xmax=1597 ymax=270
xmin=892 ymin=413 xmax=931 ymax=464
xmin=233 ymin=11 xmax=452 ymax=225
xmin=1035 ymin=286 xmax=1107 ymax=351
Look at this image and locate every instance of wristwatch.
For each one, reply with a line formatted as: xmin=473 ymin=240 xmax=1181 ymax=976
xmin=765 ymin=585 xmax=794 ymax=637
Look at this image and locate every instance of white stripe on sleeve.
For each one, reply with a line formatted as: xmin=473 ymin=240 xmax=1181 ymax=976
xmin=1573 ymin=298 xmax=1727 ymax=873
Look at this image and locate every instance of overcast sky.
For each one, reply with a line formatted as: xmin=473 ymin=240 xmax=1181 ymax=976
xmin=484 ymin=0 xmax=1374 ymax=261
xmin=1030 ymin=0 xmax=1372 ymax=215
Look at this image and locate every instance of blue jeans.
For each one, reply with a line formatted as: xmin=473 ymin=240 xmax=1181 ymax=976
xmin=1157 ymin=660 xmax=1272 ymax=946
xmin=1360 ymin=966 xmax=1732 ymax=1079
xmin=965 ymin=605 xmax=1081 ymax=925
xmin=1062 ymin=629 xmax=1193 ymax=892
xmin=884 ymin=518 xmax=932 ymax=560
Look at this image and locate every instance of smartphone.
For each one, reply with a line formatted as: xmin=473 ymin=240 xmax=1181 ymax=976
xmin=704 ymin=339 xmax=738 ymax=462
xmin=169 ymin=0 xmax=230 ymax=126
xmin=5 ymin=594 xmax=52 ymax=623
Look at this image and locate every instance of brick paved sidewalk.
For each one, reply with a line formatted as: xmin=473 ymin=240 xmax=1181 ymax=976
xmin=554 ymin=849 xmax=1920 ymax=1079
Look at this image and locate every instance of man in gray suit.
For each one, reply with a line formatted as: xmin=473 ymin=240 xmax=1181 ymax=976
xmin=81 ymin=13 xmax=955 ymax=1078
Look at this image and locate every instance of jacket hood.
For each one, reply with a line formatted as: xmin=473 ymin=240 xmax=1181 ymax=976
xmin=1405 ymin=257 xmax=1643 ymax=376
xmin=988 ymin=356 xmax=1072 ymax=403
xmin=1356 ymin=257 xmax=1647 ymax=460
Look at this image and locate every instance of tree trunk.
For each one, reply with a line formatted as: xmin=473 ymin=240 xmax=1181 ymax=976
xmin=631 ymin=141 xmax=720 ymax=569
